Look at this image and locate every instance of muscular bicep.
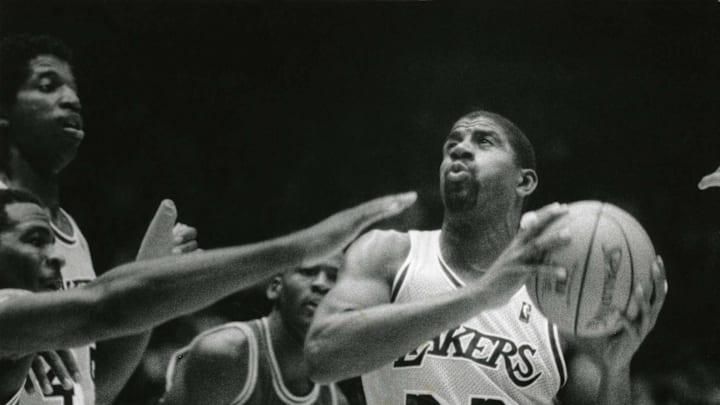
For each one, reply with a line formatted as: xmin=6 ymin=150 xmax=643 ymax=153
xmin=315 ymin=230 xmax=408 ymax=319
xmin=162 ymin=328 xmax=252 ymax=405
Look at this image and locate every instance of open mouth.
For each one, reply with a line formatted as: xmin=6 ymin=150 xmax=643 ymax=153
xmin=447 ymin=162 xmax=471 ymax=182
xmin=59 ymin=115 xmax=83 ymax=131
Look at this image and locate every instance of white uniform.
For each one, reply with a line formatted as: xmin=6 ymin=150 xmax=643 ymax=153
xmin=0 ymin=181 xmax=95 ymax=405
xmin=362 ymin=231 xmax=567 ymax=405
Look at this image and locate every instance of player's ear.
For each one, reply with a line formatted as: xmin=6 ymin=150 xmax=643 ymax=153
xmin=516 ymin=168 xmax=538 ymax=197
xmin=266 ymin=275 xmax=282 ymax=301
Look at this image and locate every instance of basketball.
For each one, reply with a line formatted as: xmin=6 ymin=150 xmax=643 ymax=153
xmin=526 ymin=201 xmax=657 ymax=337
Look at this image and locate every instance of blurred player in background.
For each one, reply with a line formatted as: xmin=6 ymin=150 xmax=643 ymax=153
xmin=305 ymin=110 xmax=667 ymax=404
xmin=0 ymin=33 xmax=199 ymax=405
xmin=0 ymin=188 xmax=416 ymax=405
xmin=162 ymin=252 xmax=347 ymax=405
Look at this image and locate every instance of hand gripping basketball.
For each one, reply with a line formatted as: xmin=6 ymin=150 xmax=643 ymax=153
xmin=298 ymin=192 xmax=417 ymax=269
xmin=478 ymin=203 xmax=571 ymax=309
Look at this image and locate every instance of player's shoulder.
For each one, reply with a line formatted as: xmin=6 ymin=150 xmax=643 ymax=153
xmin=188 ymin=323 xmax=253 ymax=364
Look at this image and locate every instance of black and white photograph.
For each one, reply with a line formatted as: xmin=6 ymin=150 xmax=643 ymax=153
xmin=1 ymin=1 xmax=719 ymax=404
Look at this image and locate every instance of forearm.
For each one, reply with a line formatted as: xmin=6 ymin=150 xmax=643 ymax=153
xmin=0 ymin=236 xmax=304 ymax=356
xmin=88 ymin=236 xmax=305 ymax=337
xmin=306 ymin=283 xmax=493 ymax=383
xmin=595 ymin=364 xmax=631 ymax=405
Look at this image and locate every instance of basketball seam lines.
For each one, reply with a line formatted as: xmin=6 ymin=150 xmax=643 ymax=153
xmin=574 ymin=203 xmax=604 ymax=336
xmin=602 ymin=214 xmax=635 ymax=314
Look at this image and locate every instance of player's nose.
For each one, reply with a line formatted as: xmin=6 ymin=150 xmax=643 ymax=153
xmin=311 ymin=271 xmax=333 ymax=295
xmin=46 ymin=253 xmax=66 ymax=278
xmin=449 ymin=140 xmax=473 ymax=161
xmin=59 ymin=85 xmax=82 ymax=113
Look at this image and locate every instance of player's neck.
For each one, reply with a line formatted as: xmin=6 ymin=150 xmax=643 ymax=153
xmin=267 ymin=312 xmax=315 ymax=394
xmin=2 ymin=148 xmax=61 ymax=212
xmin=440 ymin=210 xmax=519 ymax=277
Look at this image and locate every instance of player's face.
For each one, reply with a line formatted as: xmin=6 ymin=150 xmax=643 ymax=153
xmin=0 ymin=202 xmax=64 ymax=292
xmin=276 ymin=261 xmax=340 ymax=337
xmin=4 ymin=55 xmax=83 ymax=174
xmin=440 ymin=116 xmax=521 ymax=214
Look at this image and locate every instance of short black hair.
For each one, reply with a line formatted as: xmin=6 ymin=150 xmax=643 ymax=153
xmin=456 ymin=110 xmax=536 ymax=171
xmin=0 ymin=189 xmax=45 ymax=233
xmin=0 ymin=34 xmax=73 ymax=108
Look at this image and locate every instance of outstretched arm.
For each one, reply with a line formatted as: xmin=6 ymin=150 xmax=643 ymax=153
xmin=0 ymin=192 xmax=416 ymax=359
xmin=306 ymin=203 xmax=570 ymax=383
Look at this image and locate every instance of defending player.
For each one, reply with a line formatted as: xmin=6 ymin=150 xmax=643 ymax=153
xmin=305 ymin=111 xmax=667 ymax=404
xmin=161 ymin=253 xmax=347 ymax=405
xmin=0 ymin=33 xmax=199 ymax=405
xmin=0 ymin=188 xmax=416 ymax=405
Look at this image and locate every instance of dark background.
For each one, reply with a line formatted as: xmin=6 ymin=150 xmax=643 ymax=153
xmin=2 ymin=0 xmax=720 ymax=403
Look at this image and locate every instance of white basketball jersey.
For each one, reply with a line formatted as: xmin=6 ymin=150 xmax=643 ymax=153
xmin=362 ymin=230 xmax=567 ymax=405
xmin=0 ymin=176 xmax=97 ymax=405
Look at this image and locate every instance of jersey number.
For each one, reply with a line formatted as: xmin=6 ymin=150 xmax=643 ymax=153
xmin=406 ymin=393 xmax=505 ymax=405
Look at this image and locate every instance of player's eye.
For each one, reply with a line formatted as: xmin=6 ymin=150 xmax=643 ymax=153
xmin=36 ymin=75 xmax=62 ymax=93
xmin=24 ymin=231 xmax=51 ymax=248
xmin=299 ymin=267 xmax=319 ymax=277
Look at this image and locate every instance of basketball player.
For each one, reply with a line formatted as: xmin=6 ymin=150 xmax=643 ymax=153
xmin=0 ymin=33 xmax=200 ymax=405
xmin=161 ymin=253 xmax=347 ymax=405
xmin=305 ymin=111 xmax=667 ymax=404
xmin=0 ymin=188 xmax=416 ymax=405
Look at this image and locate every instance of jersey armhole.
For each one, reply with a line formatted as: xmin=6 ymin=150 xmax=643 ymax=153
xmin=230 ymin=323 xmax=259 ymax=405
xmin=547 ymin=322 xmax=568 ymax=389
xmin=389 ymin=232 xmax=414 ymax=303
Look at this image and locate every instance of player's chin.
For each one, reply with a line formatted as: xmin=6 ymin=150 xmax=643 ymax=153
xmin=443 ymin=192 xmax=476 ymax=213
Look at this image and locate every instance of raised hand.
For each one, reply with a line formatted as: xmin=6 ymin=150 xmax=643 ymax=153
xmin=295 ymin=192 xmax=417 ymax=268
xmin=478 ymin=202 xmax=571 ymax=308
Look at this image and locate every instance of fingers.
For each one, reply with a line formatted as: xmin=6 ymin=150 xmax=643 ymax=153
xmin=519 ymin=203 xmax=568 ymax=241
xmin=354 ymin=192 xmax=417 ymax=228
xmin=173 ymin=223 xmax=197 ymax=244
xmin=648 ymin=256 xmax=668 ymax=320
xmin=57 ymin=349 xmax=81 ymax=383
xmin=698 ymin=166 xmax=720 ymax=190
xmin=40 ymin=351 xmax=75 ymax=390
xmin=535 ymin=264 xmax=568 ymax=283
xmin=172 ymin=223 xmax=200 ymax=254
xmin=31 ymin=356 xmax=53 ymax=395
xmin=522 ymin=226 xmax=571 ymax=261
